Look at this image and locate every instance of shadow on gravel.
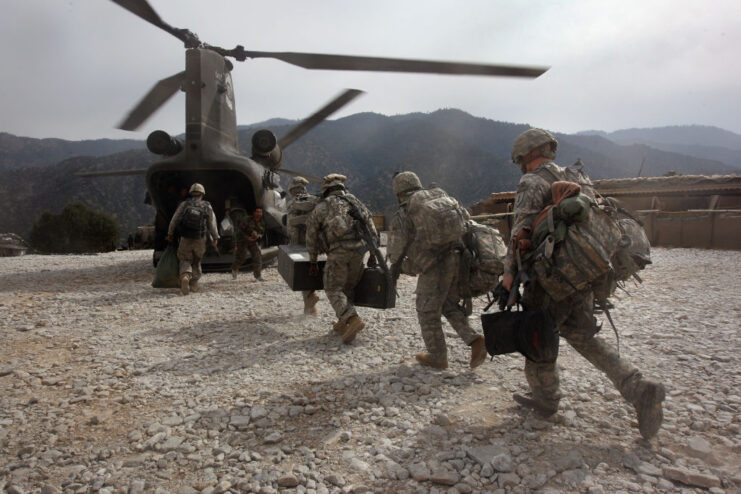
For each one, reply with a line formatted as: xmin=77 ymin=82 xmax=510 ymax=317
xmin=166 ymin=362 xmax=483 ymax=455
xmin=0 ymin=259 xmax=152 ymax=292
xmin=142 ymin=315 xmax=337 ymax=376
xmin=69 ymin=285 xmax=195 ymax=307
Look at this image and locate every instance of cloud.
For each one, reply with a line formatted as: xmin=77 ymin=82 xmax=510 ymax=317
xmin=1 ymin=0 xmax=739 ymax=140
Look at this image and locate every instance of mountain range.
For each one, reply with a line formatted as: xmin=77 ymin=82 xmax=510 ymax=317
xmin=1 ymin=110 xmax=739 ymax=243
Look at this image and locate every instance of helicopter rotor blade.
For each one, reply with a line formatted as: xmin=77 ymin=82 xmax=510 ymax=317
xmin=75 ymin=169 xmax=148 ymax=177
xmin=278 ymin=169 xmax=322 ymax=184
xmin=110 ymin=0 xmax=200 ymax=47
xmin=118 ymin=71 xmax=185 ymax=131
xmin=243 ymin=51 xmax=548 ymax=78
xmin=278 ymin=89 xmax=364 ymax=150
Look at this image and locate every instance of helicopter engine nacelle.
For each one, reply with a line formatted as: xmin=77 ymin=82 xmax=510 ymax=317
xmin=251 ymin=129 xmax=283 ymax=170
xmin=147 ymin=130 xmax=183 ymax=156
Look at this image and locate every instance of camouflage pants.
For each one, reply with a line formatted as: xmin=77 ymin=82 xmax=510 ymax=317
xmin=324 ymin=248 xmax=365 ymax=323
xmin=522 ymin=284 xmax=643 ymax=409
xmin=232 ymin=234 xmax=261 ymax=277
xmin=415 ymin=251 xmax=478 ymax=362
xmin=177 ymin=237 xmax=206 ymax=281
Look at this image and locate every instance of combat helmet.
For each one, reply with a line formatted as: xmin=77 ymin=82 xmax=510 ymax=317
xmin=321 ymin=173 xmax=347 ymax=192
xmin=189 ymin=183 xmax=206 ymax=195
xmin=511 ymin=128 xmax=558 ymax=164
xmin=289 ymin=176 xmax=309 ymax=194
xmin=392 ymin=171 xmax=423 ymax=196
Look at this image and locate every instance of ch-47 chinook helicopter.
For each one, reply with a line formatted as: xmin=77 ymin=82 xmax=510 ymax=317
xmin=79 ymin=0 xmax=548 ymax=271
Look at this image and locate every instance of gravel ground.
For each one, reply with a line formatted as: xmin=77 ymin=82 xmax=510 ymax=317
xmin=0 ymin=248 xmax=739 ymax=494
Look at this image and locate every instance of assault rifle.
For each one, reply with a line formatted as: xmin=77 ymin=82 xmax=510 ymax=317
xmin=389 ymin=242 xmax=409 ymax=286
xmin=486 ymin=249 xmax=531 ymax=312
xmin=486 ymin=269 xmax=530 ymax=312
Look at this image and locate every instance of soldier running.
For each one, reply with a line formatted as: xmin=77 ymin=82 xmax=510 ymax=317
xmin=388 ymin=171 xmax=487 ymax=370
xmin=503 ymin=128 xmax=665 ymax=439
xmin=232 ymin=208 xmax=266 ymax=281
xmin=306 ymin=174 xmax=377 ymax=344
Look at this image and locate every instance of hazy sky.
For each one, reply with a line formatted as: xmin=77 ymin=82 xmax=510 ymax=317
xmin=2 ymin=0 xmax=740 ymax=141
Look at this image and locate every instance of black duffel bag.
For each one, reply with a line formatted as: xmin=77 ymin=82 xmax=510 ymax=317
xmin=481 ymin=309 xmax=559 ymax=363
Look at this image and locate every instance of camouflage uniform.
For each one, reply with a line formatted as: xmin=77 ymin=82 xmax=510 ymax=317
xmin=506 ymin=155 xmax=664 ymax=437
xmin=167 ymin=197 xmax=219 ymax=284
xmin=287 ymin=179 xmax=321 ymax=309
xmin=233 ymin=213 xmax=265 ymax=278
xmin=306 ymin=185 xmax=376 ymax=326
xmin=388 ymin=188 xmax=480 ymax=364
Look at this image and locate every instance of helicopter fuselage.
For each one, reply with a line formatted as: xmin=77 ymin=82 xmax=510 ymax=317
xmin=147 ymin=47 xmax=286 ymax=269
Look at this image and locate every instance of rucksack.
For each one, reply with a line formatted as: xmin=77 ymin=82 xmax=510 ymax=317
xmin=536 ymin=162 xmax=596 ymax=199
xmin=287 ymin=194 xmax=320 ymax=228
xmin=179 ymin=200 xmax=209 ymax=239
xmin=527 ymin=165 xmax=623 ymax=301
xmin=321 ymin=194 xmax=364 ymax=245
xmin=601 ymin=197 xmax=652 ymax=282
xmin=460 ymin=221 xmax=507 ymax=298
xmin=406 ymin=187 xmax=468 ymax=271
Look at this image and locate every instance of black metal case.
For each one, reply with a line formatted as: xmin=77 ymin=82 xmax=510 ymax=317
xmin=277 ymin=245 xmax=326 ymax=291
xmin=354 ymin=267 xmax=396 ymax=309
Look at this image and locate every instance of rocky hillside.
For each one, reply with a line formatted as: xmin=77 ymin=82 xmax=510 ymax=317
xmin=0 ymin=132 xmax=142 ymax=171
xmin=1 ymin=110 xmax=739 ymax=242
xmin=578 ymin=125 xmax=741 ymax=170
xmin=239 ymin=110 xmax=738 ymax=214
xmin=0 ymin=150 xmax=155 ymax=244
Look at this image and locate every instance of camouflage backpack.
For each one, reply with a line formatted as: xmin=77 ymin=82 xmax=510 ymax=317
xmin=287 ymin=194 xmax=320 ymax=228
xmin=460 ymin=221 xmax=507 ymax=298
xmin=179 ymin=199 xmax=209 ymax=239
xmin=406 ymin=187 xmax=469 ymax=271
xmin=527 ymin=165 xmax=622 ymax=301
xmin=601 ymin=197 xmax=652 ymax=280
xmin=321 ymin=193 xmax=364 ymax=245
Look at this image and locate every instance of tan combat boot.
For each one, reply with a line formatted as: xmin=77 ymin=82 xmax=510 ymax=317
xmin=333 ymin=319 xmax=347 ymax=334
xmin=415 ymin=353 xmax=449 ymax=370
xmin=180 ymin=274 xmax=191 ymax=295
xmin=189 ymin=278 xmax=199 ymax=293
xmin=304 ymin=292 xmax=320 ymax=316
xmin=231 ymin=269 xmax=238 ymax=280
xmin=342 ymin=315 xmax=365 ymax=344
xmin=469 ymin=335 xmax=488 ymax=368
xmin=633 ymin=380 xmax=666 ymax=439
xmin=512 ymin=393 xmax=558 ymax=417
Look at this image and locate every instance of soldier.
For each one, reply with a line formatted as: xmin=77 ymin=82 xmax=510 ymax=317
xmin=388 ymin=171 xmax=487 ymax=370
xmin=167 ymin=182 xmax=219 ymax=295
xmin=306 ymin=174 xmax=377 ymax=344
xmin=503 ymin=128 xmax=665 ymax=439
xmin=287 ymin=176 xmax=321 ymax=315
xmin=232 ymin=208 xmax=265 ymax=281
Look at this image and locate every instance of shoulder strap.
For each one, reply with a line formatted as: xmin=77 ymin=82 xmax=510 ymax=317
xmin=533 ymin=164 xmax=563 ymax=184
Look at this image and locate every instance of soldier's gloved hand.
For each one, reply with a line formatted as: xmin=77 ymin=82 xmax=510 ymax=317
xmin=308 ymin=262 xmax=319 ymax=277
xmin=166 ymin=235 xmax=174 ymax=243
xmin=367 ymin=253 xmax=377 ymax=268
xmin=502 ymin=273 xmax=515 ymax=292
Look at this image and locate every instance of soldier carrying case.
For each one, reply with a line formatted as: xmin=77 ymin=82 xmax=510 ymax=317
xmin=278 ymin=245 xmax=395 ymax=309
xmin=278 ymin=245 xmax=326 ymax=291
